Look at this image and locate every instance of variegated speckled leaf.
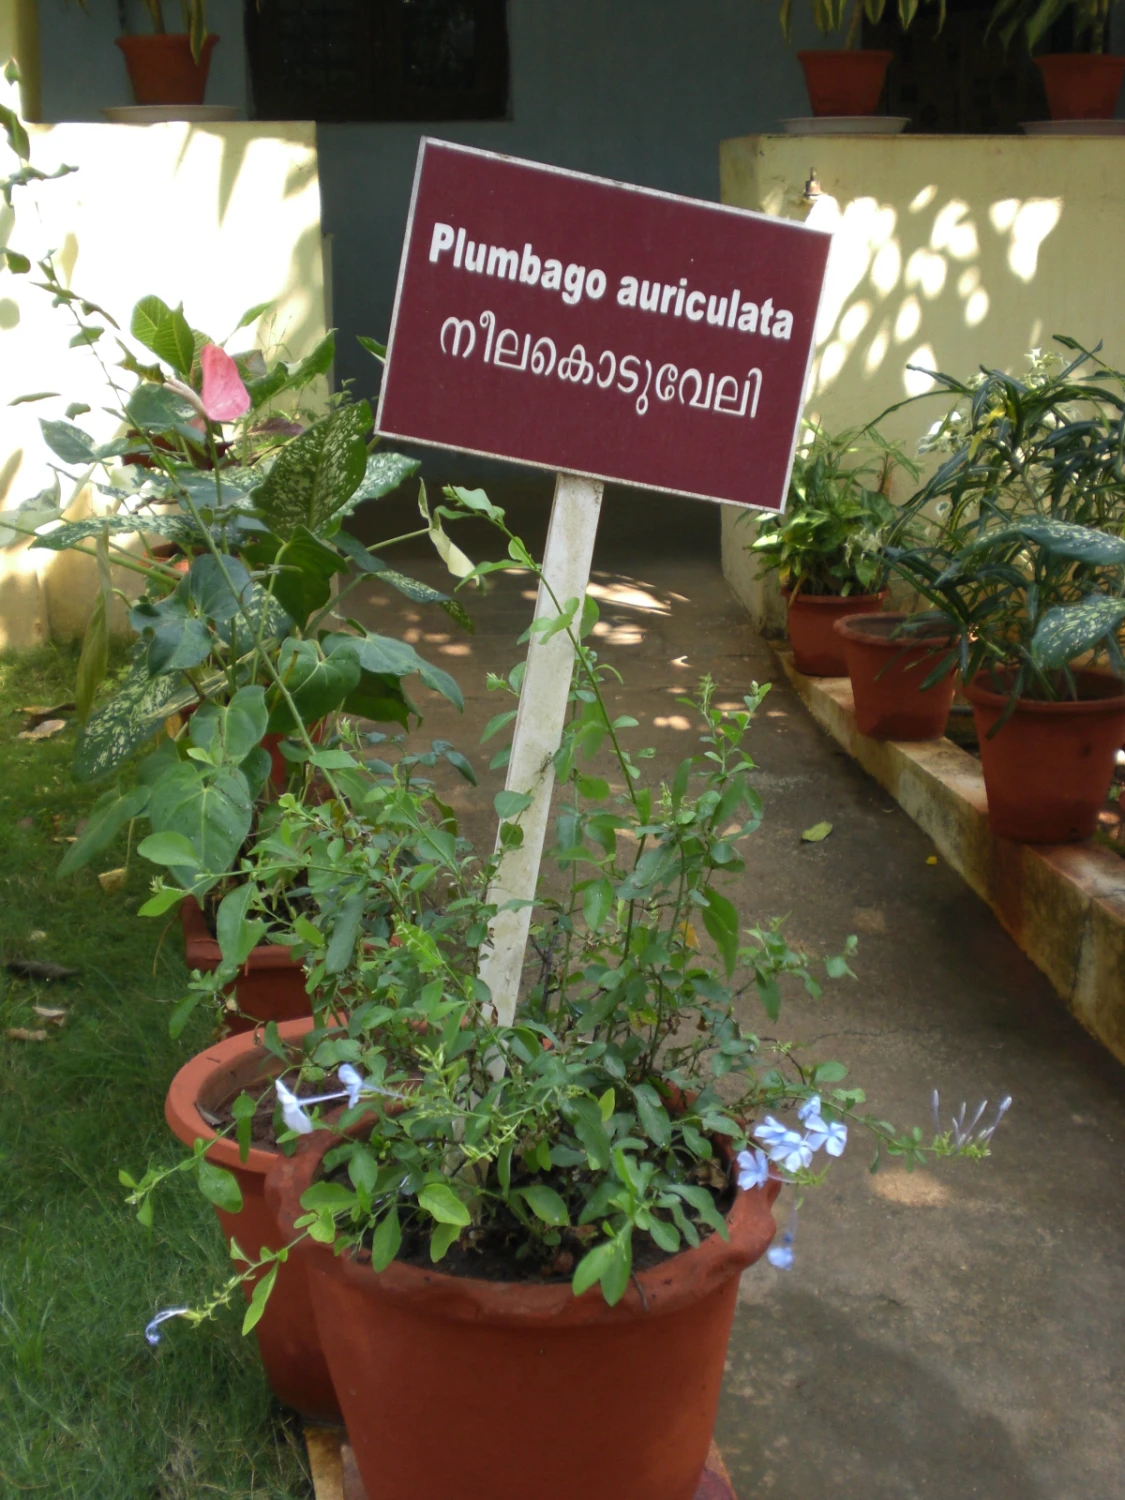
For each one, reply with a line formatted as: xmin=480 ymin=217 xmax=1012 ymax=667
xmin=73 ymin=651 xmax=202 ymax=782
xmin=1031 ymin=597 xmax=1125 ymax=669
xmin=32 ymin=514 xmax=205 ymax=551
xmin=342 ymin=450 xmax=420 ymax=511
xmin=251 ymin=401 xmax=370 ymax=540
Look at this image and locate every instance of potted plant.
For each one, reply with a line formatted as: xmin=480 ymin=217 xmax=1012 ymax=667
xmin=885 ymin=340 xmax=1125 ymax=841
xmin=135 ymin=504 xmax=1010 ymax=1498
xmin=832 ymin=610 xmax=958 ymax=739
xmin=988 ymin=0 xmax=1125 ymax=119
xmin=9 ymin=267 xmax=473 ymax=1029
xmin=771 ymin=0 xmax=944 ymax=116
xmin=750 ymin=421 xmax=916 ymax=675
xmin=73 ymin=1 xmax=217 ymax=106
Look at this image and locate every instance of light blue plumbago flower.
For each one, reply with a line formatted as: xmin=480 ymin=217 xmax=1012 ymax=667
xmin=754 ymin=1115 xmax=814 ymax=1173
xmin=932 ymin=1090 xmax=1012 ymax=1147
xmin=767 ymin=1207 xmax=798 ymax=1271
xmin=753 ymin=1116 xmax=792 ymax=1152
xmin=803 ymin=1110 xmax=848 ymax=1158
xmin=145 ymin=1307 xmax=191 ymax=1346
xmin=338 ymin=1063 xmax=365 ymax=1111
xmin=736 ymin=1147 xmax=771 ymax=1191
xmin=274 ymin=1077 xmax=314 ymax=1136
xmin=797 ymin=1094 xmax=823 ymax=1125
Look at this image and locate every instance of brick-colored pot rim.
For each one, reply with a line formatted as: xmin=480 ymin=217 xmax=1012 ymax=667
xmin=964 ymin=666 xmax=1125 ymax=715
xmin=268 ymin=1130 xmax=781 ymax=1329
xmin=164 ymin=1017 xmax=314 ymax=1176
xmin=181 ymin=894 xmax=301 ymax=973
xmin=115 ymin=33 xmax=219 ymax=54
xmin=833 ymin=611 xmax=954 ymax=649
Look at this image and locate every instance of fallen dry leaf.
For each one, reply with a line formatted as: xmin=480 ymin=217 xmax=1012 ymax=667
xmin=926 ymin=855 xmax=939 ymax=866
xmin=32 ymin=1005 xmax=67 ymax=1026
xmin=6 ymin=959 xmax=80 ymax=981
xmin=16 ymin=816 xmax=34 ymax=830
xmin=5 ymin=1027 xmax=49 ymax=1042
xmin=801 ymin=821 xmax=833 ymax=843
xmin=19 ymin=701 xmax=75 ymax=724
xmin=98 ymin=867 xmax=127 ymax=894
xmin=18 ymin=718 xmax=68 ymax=741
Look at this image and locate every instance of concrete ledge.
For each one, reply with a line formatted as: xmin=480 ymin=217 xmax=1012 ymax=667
xmin=778 ymin=650 xmax=1125 ymax=1067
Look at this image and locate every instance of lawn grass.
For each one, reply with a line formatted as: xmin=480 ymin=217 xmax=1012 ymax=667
xmin=0 ymin=646 xmax=313 ymax=1500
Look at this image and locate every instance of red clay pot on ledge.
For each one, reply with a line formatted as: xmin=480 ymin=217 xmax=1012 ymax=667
xmin=834 ymin=612 xmax=957 ymax=740
xmin=784 ymin=586 xmax=887 ymax=677
xmin=1035 ymin=54 xmax=1125 ymax=120
xmin=797 ymin=49 xmax=894 ymax=116
xmin=267 ymin=1132 xmax=781 ymax=1500
xmin=964 ymin=668 xmax=1125 ymax=843
xmin=116 ymin=33 xmax=218 ymax=107
xmin=164 ymin=1020 xmax=340 ymax=1422
xmin=181 ymin=895 xmax=310 ymax=1034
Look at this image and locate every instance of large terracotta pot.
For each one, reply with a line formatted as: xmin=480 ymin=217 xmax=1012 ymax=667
xmin=1035 ymin=54 xmax=1125 ymax=120
xmin=164 ymin=1021 xmax=341 ymax=1421
xmin=784 ymin=586 xmax=886 ymax=676
xmin=834 ymin=612 xmax=957 ymax=740
xmin=797 ymin=49 xmax=893 ymax=115
xmin=964 ymin=668 xmax=1125 ymax=842
xmin=116 ymin=33 xmax=218 ymax=107
xmin=268 ymin=1133 xmax=780 ymax=1500
xmin=181 ymin=895 xmax=310 ymax=1034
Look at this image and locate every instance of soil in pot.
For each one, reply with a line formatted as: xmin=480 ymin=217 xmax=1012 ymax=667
xmin=181 ymin=894 xmax=310 ymax=1034
xmin=834 ymin=612 xmax=957 ymax=740
xmin=1035 ymin=54 xmax=1125 ymax=120
xmin=164 ymin=1020 xmax=341 ymax=1422
xmin=964 ymin=668 xmax=1125 ymax=843
xmin=116 ymin=33 xmax=218 ymax=107
xmin=797 ymin=49 xmax=894 ymax=115
xmin=785 ymin=586 xmax=886 ymax=677
xmin=267 ymin=1133 xmax=780 ymax=1500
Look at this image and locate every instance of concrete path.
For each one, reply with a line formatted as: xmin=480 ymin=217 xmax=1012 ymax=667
xmin=352 ymin=481 xmax=1125 ymax=1500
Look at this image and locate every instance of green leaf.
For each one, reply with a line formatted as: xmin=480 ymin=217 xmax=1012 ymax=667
xmin=137 ymin=831 xmax=202 ymax=869
xmin=125 ymin=381 xmax=200 ymax=437
xmin=197 ymin=1160 xmax=243 ymax=1214
xmin=242 ymin=1263 xmax=278 ymax=1335
xmin=75 ymin=589 xmax=109 ymax=725
xmin=190 ymin=686 xmax=269 ymax=765
xmin=325 ymin=631 xmax=464 ymax=709
xmin=985 ymin=518 xmax=1125 ymax=567
xmin=39 ymin=418 xmax=96 ymax=465
xmin=357 ymin=335 xmax=386 ymax=359
xmin=325 ymin=891 xmax=365 ymax=975
xmin=632 ymin=1083 xmax=671 ymax=1149
xmin=234 ymin=300 xmax=275 ymax=332
xmin=139 ymin=885 xmax=185 ymax=918
xmin=131 ymin=295 xmax=195 ymax=377
xmin=701 ymin=888 xmax=740 ymax=977
xmin=519 ymin=1185 xmax=569 ymax=1227
xmin=270 ymin=527 xmax=345 ymax=628
xmin=188 ymin=554 xmax=254 ymax=624
xmin=370 ymin=1207 xmax=402 ymax=1271
xmin=1 ymin=99 xmax=30 ymax=161
xmin=577 ymin=774 xmax=610 ymax=801
xmin=572 ymin=1239 xmax=617 ymax=1297
xmin=430 ymin=1221 xmax=462 ymax=1262
xmin=267 ymin=638 xmax=361 ymax=732
xmin=418 ymin=1183 xmax=471 ymax=1226
xmin=1031 ymin=598 xmax=1125 ymax=671
xmin=350 ymin=451 xmax=421 ymax=504
xmin=494 ymin=790 xmax=533 ymax=821
xmin=216 ymin=883 xmax=266 ymax=967
xmin=582 ymin=875 xmax=613 ymax=933
xmin=73 ymin=652 xmax=201 ymax=782
xmin=57 ymin=786 xmax=150 ymax=876
xmin=147 ymin=764 xmax=252 ymax=890
xmin=801 ymin=821 xmax=833 ymax=843
xmin=251 ymin=401 xmax=370 ymax=540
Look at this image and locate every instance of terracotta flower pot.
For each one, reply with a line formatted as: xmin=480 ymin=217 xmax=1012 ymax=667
xmin=964 ymin=668 xmax=1125 ymax=843
xmin=834 ymin=612 xmax=957 ymax=740
xmin=267 ymin=1133 xmax=779 ymax=1500
xmin=115 ymin=33 xmax=218 ymax=107
xmin=797 ymin=50 xmax=894 ymax=116
xmin=1035 ymin=54 xmax=1125 ymax=120
xmin=784 ymin=587 xmax=886 ymax=677
xmin=181 ymin=895 xmax=310 ymax=1034
xmin=164 ymin=1021 xmax=341 ymax=1421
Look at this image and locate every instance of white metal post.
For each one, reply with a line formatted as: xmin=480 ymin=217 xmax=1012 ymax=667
xmin=478 ymin=472 xmax=604 ymax=1027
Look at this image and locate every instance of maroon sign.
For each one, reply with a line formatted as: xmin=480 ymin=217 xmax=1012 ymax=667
xmin=376 ymin=140 xmax=831 ymax=511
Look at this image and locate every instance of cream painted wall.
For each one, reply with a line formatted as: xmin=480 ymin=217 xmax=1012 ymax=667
xmin=719 ymin=134 xmax=1125 ymax=629
xmin=0 ymin=116 xmax=327 ymax=648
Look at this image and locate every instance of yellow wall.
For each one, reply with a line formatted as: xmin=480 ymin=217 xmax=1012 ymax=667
xmin=0 ymin=117 xmax=328 ymax=648
xmin=719 ymin=134 xmax=1125 ymax=628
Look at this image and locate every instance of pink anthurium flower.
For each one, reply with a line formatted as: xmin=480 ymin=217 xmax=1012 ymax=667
xmin=199 ymin=343 xmax=251 ymax=423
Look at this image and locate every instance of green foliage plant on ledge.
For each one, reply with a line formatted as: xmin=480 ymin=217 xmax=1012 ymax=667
xmin=750 ymin=421 xmax=919 ymax=597
xmin=72 ymin=2 xmax=209 ymax=62
xmin=883 ymin=339 xmax=1125 ymax=706
xmin=770 ymin=0 xmax=946 ymax=48
xmin=987 ymin=0 xmax=1121 ymax=54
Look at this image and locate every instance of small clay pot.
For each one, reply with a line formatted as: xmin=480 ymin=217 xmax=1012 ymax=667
xmin=785 ymin=586 xmax=886 ymax=677
xmin=834 ymin=612 xmax=956 ymax=740
xmin=1035 ymin=54 xmax=1125 ymax=121
xmin=164 ymin=1020 xmax=340 ymax=1421
xmin=116 ymin=33 xmax=218 ymax=107
xmin=964 ymin=668 xmax=1125 ymax=843
xmin=797 ymin=50 xmax=894 ymax=116
xmin=268 ymin=1133 xmax=780 ymax=1500
xmin=181 ymin=895 xmax=310 ymax=1035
